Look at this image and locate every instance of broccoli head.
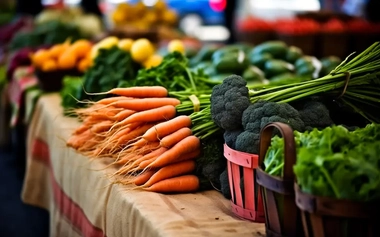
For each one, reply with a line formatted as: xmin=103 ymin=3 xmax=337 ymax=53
xmin=210 ymin=75 xmax=251 ymax=130
xmin=223 ymin=129 xmax=243 ymax=149
xmin=298 ymin=101 xmax=334 ymax=130
xmin=235 ymin=130 xmax=261 ymax=154
xmin=242 ymin=100 xmax=305 ymax=134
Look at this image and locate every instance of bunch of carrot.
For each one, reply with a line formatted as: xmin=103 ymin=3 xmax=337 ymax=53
xmin=66 ymin=86 xmax=203 ymax=193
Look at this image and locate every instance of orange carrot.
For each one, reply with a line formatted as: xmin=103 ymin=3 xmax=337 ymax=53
xmin=85 ymin=86 xmax=168 ymax=98
xmin=143 ymin=135 xmax=201 ymax=169
xmin=142 ymin=160 xmax=196 ymax=187
xmin=115 ymin=105 xmax=177 ymax=127
xmin=142 ymin=174 xmax=200 ymax=193
xmin=133 ymin=169 xmax=157 ymax=186
xmin=140 ymin=115 xmax=192 ymax=142
xmin=96 ymin=96 xmax=132 ymax=105
xmin=90 ymin=120 xmax=114 ymax=134
xmin=112 ymin=109 xmax=136 ymax=121
xmin=139 ymin=148 xmax=200 ymax=169
xmin=159 ymin=127 xmax=192 ymax=148
xmin=73 ymin=124 xmax=89 ymax=135
xmin=109 ymin=97 xmax=180 ymax=111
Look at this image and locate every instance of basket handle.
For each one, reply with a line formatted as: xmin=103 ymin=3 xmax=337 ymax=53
xmin=258 ymin=122 xmax=297 ymax=180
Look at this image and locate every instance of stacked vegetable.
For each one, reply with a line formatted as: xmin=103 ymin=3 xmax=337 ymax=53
xmin=190 ymin=41 xmax=342 ymax=87
xmin=66 ymin=86 xmax=209 ymax=193
xmin=30 ymin=39 xmax=93 ymax=73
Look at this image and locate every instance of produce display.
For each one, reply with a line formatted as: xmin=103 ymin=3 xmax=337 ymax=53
xmin=2 ymin=4 xmax=380 ymax=230
xmin=8 ymin=20 xmax=85 ymax=51
xmin=111 ymin=0 xmax=178 ymax=29
xmin=30 ymin=39 xmax=93 ymax=73
xmin=190 ymin=41 xmax=341 ymax=87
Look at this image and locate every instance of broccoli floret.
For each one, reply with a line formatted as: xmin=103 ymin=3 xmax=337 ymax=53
xmin=223 ymin=129 xmax=243 ymax=149
xmin=210 ymin=75 xmax=251 ymax=130
xmin=298 ymin=101 xmax=334 ymax=130
xmin=242 ymin=100 xmax=305 ymax=134
xmin=196 ymin=136 xmax=226 ymax=190
xmin=219 ymin=169 xmax=231 ymax=199
xmin=235 ymin=130 xmax=260 ymax=154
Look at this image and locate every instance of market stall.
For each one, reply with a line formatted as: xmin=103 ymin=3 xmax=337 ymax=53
xmin=22 ymin=93 xmax=265 ymax=237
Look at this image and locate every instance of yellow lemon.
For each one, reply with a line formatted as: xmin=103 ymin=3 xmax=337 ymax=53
xmin=168 ymin=39 xmax=185 ymax=54
xmin=91 ymin=36 xmax=119 ymax=59
xmin=130 ymin=38 xmax=155 ymax=63
xmin=143 ymin=54 xmax=163 ymax=69
xmin=118 ymin=38 xmax=134 ymax=52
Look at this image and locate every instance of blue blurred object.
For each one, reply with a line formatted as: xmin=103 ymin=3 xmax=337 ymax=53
xmin=167 ymin=0 xmax=225 ymax=25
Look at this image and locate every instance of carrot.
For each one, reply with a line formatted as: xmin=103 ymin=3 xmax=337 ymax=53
xmin=114 ymin=123 xmax=154 ymax=145
xmin=73 ymin=124 xmax=89 ymax=135
xmin=159 ymin=127 xmax=192 ymax=148
xmin=142 ymin=135 xmax=201 ymax=169
xmin=96 ymin=96 xmax=132 ymax=105
xmin=139 ymin=148 xmax=200 ymax=169
xmin=112 ymin=109 xmax=136 ymax=121
xmin=140 ymin=115 xmax=192 ymax=142
xmin=142 ymin=174 xmax=200 ymax=193
xmin=141 ymin=160 xmax=196 ymax=187
xmin=115 ymin=105 xmax=177 ymax=127
xmin=90 ymin=120 xmax=114 ymax=134
xmin=109 ymin=97 xmax=180 ymax=111
xmin=133 ymin=169 xmax=157 ymax=186
xmin=84 ymin=86 xmax=168 ymax=98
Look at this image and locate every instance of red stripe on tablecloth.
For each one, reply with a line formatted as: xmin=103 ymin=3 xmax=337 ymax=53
xmin=31 ymin=139 xmax=106 ymax=237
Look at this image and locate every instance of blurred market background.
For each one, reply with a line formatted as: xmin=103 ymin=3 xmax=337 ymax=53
xmin=1 ymin=0 xmax=380 ymax=236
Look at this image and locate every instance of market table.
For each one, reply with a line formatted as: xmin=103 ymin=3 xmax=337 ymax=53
xmin=22 ymin=93 xmax=266 ymax=237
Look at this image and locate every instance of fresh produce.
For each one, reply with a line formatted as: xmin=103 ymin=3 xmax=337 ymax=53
xmin=77 ymin=45 xmax=141 ymax=102
xmin=9 ymin=20 xmax=84 ymax=51
xmin=130 ymin=38 xmax=155 ymax=63
xmin=167 ymin=39 xmax=185 ymax=54
xmin=60 ymin=76 xmax=83 ymax=114
xmin=31 ymin=39 xmax=93 ymax=73
xmin=111 ymin=0 xmax=178 ymax=29
xmin=34 ymin=7 xmax=103 ymax=37
xmin=264 ymin=123 xmax=380 ymax=201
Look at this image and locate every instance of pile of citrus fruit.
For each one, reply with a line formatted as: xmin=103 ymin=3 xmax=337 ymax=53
xmin=31 ymin=39 xmax=93 ymax=73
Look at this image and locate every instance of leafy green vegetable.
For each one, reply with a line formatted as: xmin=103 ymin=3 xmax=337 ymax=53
xmin=264 ymin=123 xmax=380 ymax=201
xmin=60 ymin=76 xmax=83 ymax=115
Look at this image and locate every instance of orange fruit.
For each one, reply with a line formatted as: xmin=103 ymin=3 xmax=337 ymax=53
xmin=70 ymin=40 xmax=92 ymax=58
xmin=31 ymin=49 xmax=51 ymax=68
xmin=49 ymin=44 xmax=67 ymax=59
xmin=58 ymin=51 xmax=77 ymax=70
xmin=41 ymin=59 xmax=58 ymax=72
xmin=77 ymin=58 xmax=92 ymax=72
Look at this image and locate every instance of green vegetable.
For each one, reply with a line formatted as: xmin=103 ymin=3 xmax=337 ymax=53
xmin=189 ymin=45 xmax=219 ymax=66
xmin=213 ymin=50 xmax=250 ymax=74
xmin=251 ymin=41 xmax=288 ymax=59
xmin=264 ymin=59 xmax=294 ymax=78
xmin=285 ymin=46 xmax=303 ymax=64
xmin=242 ymin=66 xmax=266 ymax=84
xmin=60 ymin=76 xmax=83 ymax=114
xmin=320 ymin=56 xmax=342 ymax=76
xmin=264 ymin=123 xmax=380 ymax=201
xmin=248 ymin=52 xmax=273 ymax=70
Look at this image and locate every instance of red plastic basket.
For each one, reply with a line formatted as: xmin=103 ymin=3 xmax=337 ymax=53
xmin=223 ymin=143 xmax=265 ymax=222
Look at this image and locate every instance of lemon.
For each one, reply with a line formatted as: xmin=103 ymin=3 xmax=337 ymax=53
xmin=168 ymin=39 xmax=185 ymax=54
xmin=91 ymin=36 xmax=119 ymax=59
xmin=143 ymin=54 xmax=163 ymax=69
xmin=118 ymin=38 xmax=134 ymax=52
xmin=130 ymin=38 xmax=155 ymax=63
